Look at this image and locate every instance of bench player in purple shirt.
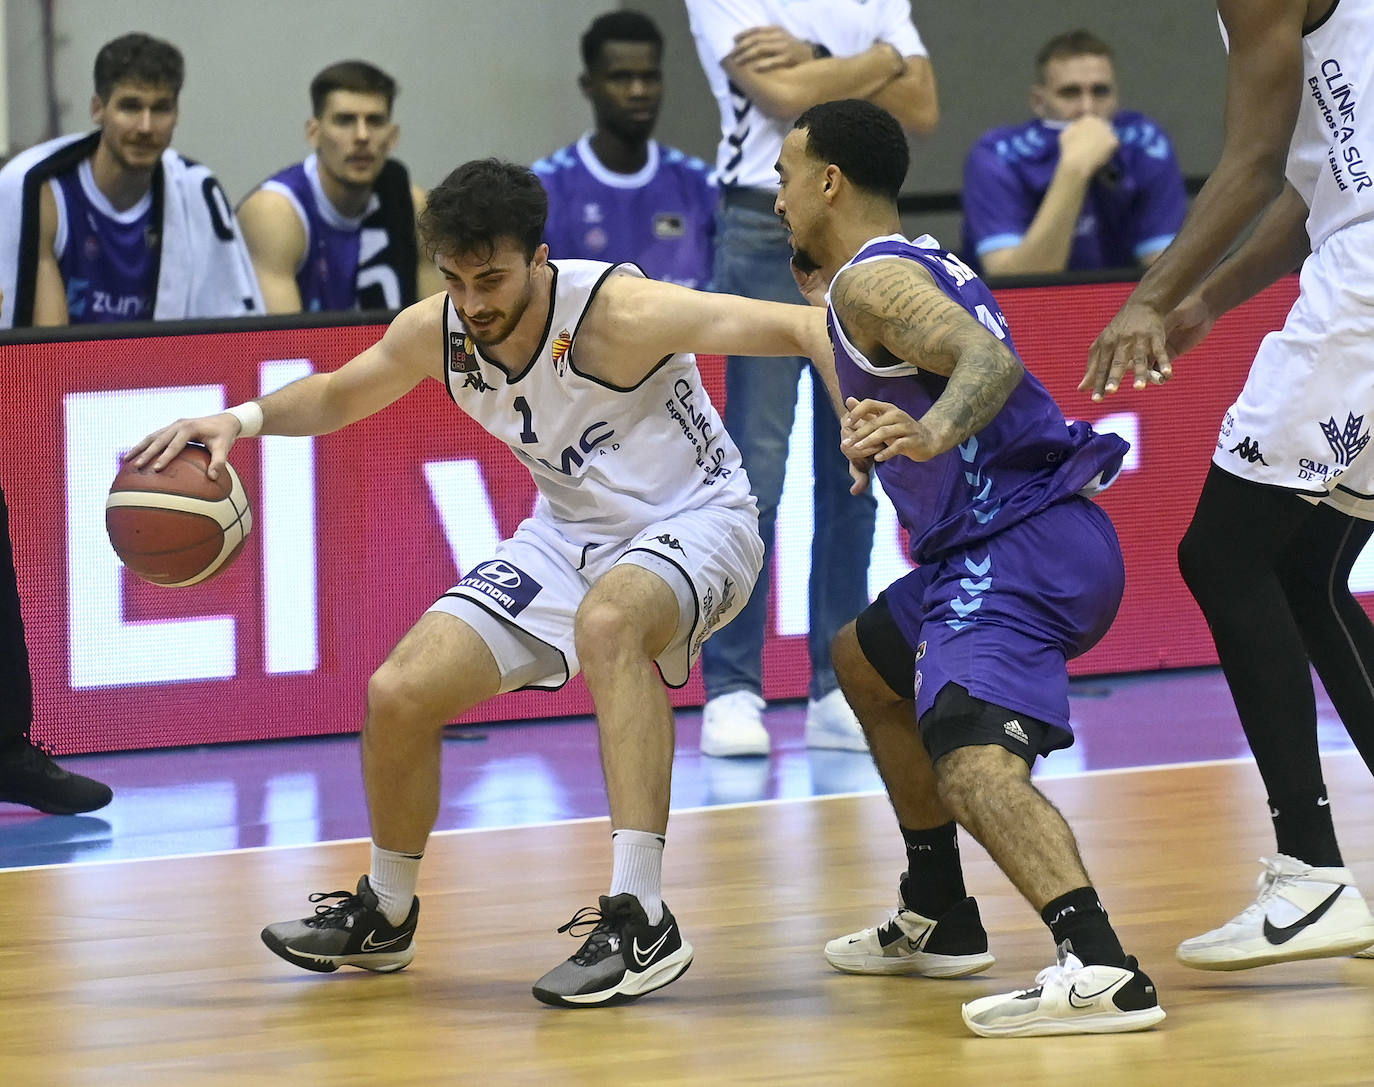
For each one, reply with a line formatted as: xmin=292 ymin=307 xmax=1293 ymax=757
xmin=238 ymin=61 xmax=443 ymax=313
xmin=961 ymin=30 xmax=1187 ymax=277
xmin=533 ymin=11 xmax=716 ymax=289
xmin=775 ymin=98 xmax=1164 ymax=1037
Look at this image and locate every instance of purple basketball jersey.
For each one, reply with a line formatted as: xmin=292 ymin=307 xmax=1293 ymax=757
xmin=534 ymin=137 xmax=716 ymax=288
xmin=51 ymin=162 xmax=157 ymax=323
xmin=827 ymin=234 xmax=1127 ymax=565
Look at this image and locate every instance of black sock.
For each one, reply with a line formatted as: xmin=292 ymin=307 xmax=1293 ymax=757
xmin=898 ymin=821 xmax=966 ymax=917
xmin=1041 ymin=887 xmax=1126 ymax=968
xmin=1269 ymin=791 xmax=1343 ymax=867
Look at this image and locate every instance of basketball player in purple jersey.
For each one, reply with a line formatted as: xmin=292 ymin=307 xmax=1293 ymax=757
xmin=534 ymin=11 xmax=716 ymax=289
xmin=0 ymin=32 xmax=261 ymax=328
xmin=238 ymin=61 xmax=442 ymax=313
xmin=775 ymin=99 xmax=1164 ymax=1037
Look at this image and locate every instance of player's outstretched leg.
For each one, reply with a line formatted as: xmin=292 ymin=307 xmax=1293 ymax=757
xmin=261 ymin=876 xmax=419 ymax=973
xmin=532 ymin=893 xmax=693 ymax=1007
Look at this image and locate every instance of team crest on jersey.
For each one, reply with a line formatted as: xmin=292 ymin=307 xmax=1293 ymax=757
xmin=449 ymin=331 xmax=478 ymax=373
xmin=552 ymin=328 xmax=573 ymax=376
xmin=653 ymin=212 xmax=687 ymax=239
xmin=1320 ymin=412 xmax=1371 ymax=467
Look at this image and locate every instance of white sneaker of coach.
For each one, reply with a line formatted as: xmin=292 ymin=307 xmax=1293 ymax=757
xmin=805 ymin=689 xmax=869 ymax=751
xmin=699 ymin=690 xmax=770 ymax=757
xmin=1176 ymin=854 xmax=1374 ymax=970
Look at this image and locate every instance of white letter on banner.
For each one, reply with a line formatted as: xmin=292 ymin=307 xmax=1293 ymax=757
xmin=422 ymin=460 xmax=501 ymax=575
xmin=259 ymin=360 xmax=318 ymax=674
xmin=66 ymin=386 xmax=236 ymax=687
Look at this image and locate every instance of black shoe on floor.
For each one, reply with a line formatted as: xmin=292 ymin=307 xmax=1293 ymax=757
xmin=0 ymin=737 xmax=113 ymax=815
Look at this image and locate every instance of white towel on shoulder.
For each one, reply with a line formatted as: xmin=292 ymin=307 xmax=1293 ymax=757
xmin=0 ymin=132 xmax=264 ymax=328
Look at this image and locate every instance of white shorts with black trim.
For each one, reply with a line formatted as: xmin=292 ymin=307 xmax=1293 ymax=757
xmin=1214 ymin=218 xmax=1374 ymax=519
xmin=426 ymin=503 xmax=762 ymax=693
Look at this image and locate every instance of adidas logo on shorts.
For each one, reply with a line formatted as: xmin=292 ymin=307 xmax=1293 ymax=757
xmin=1003 ymin=719 xmax=1029 ymax=744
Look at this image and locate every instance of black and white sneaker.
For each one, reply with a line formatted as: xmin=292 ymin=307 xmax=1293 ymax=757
xmin=0 ymin=736 xmax=112 ymax=815
xmin=532 ymin=893 xmax=693 ymax=1007
xmin=260 ymin=876 xmax=418 ymax=974
xmin=824 ymin=876 xmax=996 ymax=977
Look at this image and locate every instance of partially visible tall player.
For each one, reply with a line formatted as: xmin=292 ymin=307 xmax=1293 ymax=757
xmin=126 ymin=158 xmax=833 ymax=1007
xmin=534 ymin=10 xmax=717 ymax=288
xmin=1084 ymin=0 xmax=1374 ymax=967
xmin=0 ymin=32 xmax=262 ymax=328
xmin=775 ymin=98 xmax=1163 ymax=1037
xmin=237 ymin=60 xmax=443 ymax=313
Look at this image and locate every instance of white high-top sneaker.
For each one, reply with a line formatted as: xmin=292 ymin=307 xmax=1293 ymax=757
xmin=1177 ymin=854 xmax=1374 ymax=970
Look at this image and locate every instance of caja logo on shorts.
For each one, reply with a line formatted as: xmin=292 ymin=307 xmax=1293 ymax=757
xmin=457 ymin=560 xmax=541 ymax=615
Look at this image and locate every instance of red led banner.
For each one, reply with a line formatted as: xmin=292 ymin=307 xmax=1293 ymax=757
xmin=0 ymin=277 xmax=1306 ymax=753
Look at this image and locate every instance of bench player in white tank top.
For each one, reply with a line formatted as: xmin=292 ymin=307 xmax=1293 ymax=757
xmin=1085 ymin=0 xmax=1374 ymax=971
xmin=126 ymin=158 xmax=834 ymax=1006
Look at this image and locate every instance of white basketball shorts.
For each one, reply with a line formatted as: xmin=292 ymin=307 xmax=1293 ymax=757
xmin=1214 ymin=218 xmax=1374 ymax=519
xmin=427 ymin=502 xmax=763 ymax=692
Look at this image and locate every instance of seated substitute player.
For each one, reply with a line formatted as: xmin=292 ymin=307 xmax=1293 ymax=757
xmin=237 ymin=60 xmax=443 ymax=313
xmin=775 ymin=99 xmax=1164 ymax=1037
xmin=960 ymin=29 xmax=1186 ymax=277
xmin=533 ymin=10 xmax=716 ymax=288
xmin=127 ymin=158 xmax=836 ymax=1008
xmin=0 ymin=32 xmax=261 ymax=328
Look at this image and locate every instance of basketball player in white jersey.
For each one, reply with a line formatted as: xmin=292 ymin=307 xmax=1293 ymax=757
xmin=126 ymin=157 xmax=833 ymax=1006
xmin=1084 ymin=0 xmax=1374 ymax=969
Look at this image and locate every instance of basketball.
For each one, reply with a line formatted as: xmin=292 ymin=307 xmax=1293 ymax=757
xmin=105 ymin=445 xmax=253 ymax=586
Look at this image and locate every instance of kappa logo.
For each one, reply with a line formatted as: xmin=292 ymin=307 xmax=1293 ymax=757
xmin=473 ymin=560 xmax=522 ymax=588
xmin=652 ymin=533 xmax=685 ymax=554
xmin=462 ymin=371 xmax=495 ymax=393
xmin=1230 ymin=436 xmax=1268 ymax=465
xmin=1320 ymin=412 xmax=1371 ymax=467
xmin=1003 ymin=718 xmax=1029 ymax=744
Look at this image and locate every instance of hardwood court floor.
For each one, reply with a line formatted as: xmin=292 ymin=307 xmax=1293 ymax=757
xmin=1 ymin=754 xmax=1371 ymax=1087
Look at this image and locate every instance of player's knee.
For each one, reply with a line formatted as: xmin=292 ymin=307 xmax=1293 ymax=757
xmin=366 ymin=660 xmax=438 ymax=727
xmin=573 ymin=596 xmax=650 ymax=665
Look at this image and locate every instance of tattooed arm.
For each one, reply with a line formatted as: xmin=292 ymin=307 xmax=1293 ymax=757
xmin=831 ymin=257 xmax=1023 ymax=463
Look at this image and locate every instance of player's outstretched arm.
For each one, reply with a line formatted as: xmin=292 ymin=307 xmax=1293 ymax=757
xmin=127 ymin=293 xmax=443 ymax=479
xmin=831 ymin=258 xmax=1022 ymax=463
xmin=587 ymin=274 xmax=830 ymax=384
xmin=1081 ymin=0 xmax=1307 ymax=401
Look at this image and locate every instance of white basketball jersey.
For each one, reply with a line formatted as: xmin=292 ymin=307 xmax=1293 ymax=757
xmin=1286 ymin=0 xmax=1374 ymax=249
xmin=440 ymin=259 xmax=753 ymax=547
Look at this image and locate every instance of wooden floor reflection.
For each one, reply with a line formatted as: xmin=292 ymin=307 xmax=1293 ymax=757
xmin=1 ymin=754 xmax=1371 ymax=1086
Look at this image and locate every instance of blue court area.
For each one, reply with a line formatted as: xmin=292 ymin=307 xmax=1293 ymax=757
xmin=0 ymin=666 xmax=1360 ymax=870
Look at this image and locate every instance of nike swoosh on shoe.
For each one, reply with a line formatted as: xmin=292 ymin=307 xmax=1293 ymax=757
xmin=1261 ymin=886 xmax=1346 ymax=946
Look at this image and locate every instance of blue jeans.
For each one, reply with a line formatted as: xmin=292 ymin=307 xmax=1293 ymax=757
xmin=701 ymin=202 xmax=877 ymax=702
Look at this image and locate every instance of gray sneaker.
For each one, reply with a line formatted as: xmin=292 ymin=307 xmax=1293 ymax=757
xmin=260 ymin=876 xmax=418 ymax=973
xmin=533 ymin=893 xmax=693 ymax=1007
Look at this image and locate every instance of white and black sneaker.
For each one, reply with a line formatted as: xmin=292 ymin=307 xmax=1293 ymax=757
xmin=1177 ymin=854 xmax=1374 ymax=970
xmin=533 ymin=893 xmax=693 ymax=1007
xmin=825 ymin=883 xmax=995 ymax=978
xmin=261 ymin=876 xmax=418 ymax=974
xmin=961 ymin=946 xmax=1165 ymax=1038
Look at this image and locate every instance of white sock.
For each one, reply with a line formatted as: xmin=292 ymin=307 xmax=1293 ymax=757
xmin=609 ymin=829 xmax=665 ymax=925
xmin=370 ymin=843 xmax=422 ymax=926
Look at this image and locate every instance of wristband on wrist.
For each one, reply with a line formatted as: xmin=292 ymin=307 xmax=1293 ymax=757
xmin=225 ymin=401 xmax=264 ymax=438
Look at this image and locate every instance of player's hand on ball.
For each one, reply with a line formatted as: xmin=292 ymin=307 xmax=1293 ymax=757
xmin=125 ymin=412 xmax=243 ymax=481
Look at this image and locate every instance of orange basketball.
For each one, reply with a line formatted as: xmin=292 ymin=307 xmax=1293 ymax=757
xmin=105 ymin=445 xmax=253 ymax=586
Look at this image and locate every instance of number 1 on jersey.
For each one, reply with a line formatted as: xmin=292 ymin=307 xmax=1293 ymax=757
xmin=513 ymin=396 xmax=538 ymax=444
